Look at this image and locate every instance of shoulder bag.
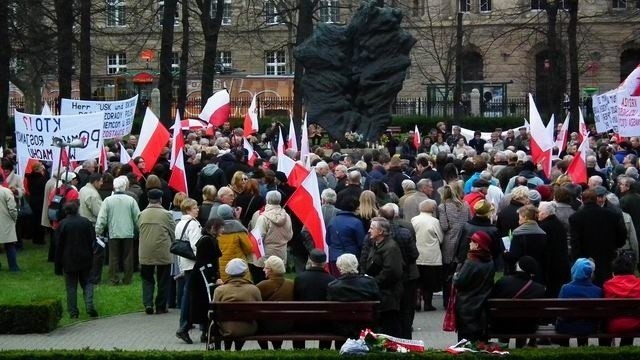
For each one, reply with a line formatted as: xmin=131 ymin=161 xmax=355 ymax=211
xmin=170 ymin=219 xmax=196 ymax=260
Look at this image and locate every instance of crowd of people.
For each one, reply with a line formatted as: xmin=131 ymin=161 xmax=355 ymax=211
xmin=1 ymin=119 xmax=640 ymax=347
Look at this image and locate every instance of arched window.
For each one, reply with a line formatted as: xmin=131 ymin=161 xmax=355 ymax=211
xmin=621 ymin=48 xmax=640 ymax=81
xmin=462 ymin=51 xmax=483 ymax=82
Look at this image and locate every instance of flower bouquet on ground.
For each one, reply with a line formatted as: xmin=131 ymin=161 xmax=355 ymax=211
xmin=446 ymin=339 xmax=509 ymax=356
xmin=360 ymin=328 xmax=425 ymax=353
xmin=343 ymin=131 xmax=364 ymax=148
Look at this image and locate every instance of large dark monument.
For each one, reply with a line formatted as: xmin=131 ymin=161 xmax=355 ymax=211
xmin=294 ymin=0 xmax=416 ymax=142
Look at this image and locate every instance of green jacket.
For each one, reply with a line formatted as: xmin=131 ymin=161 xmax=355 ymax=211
xmin=95 ymin=192 xmax=140 ymax=239
xmin=138 ymin=203 xmax=175 ymax=265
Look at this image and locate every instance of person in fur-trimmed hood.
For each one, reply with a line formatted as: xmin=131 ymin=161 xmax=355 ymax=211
xmin=252 ymin=191 xmax=292 ymax=270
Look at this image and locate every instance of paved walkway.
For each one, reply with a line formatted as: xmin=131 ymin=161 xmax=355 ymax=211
xmin=0 ymin=302 xmax=457 ymax=351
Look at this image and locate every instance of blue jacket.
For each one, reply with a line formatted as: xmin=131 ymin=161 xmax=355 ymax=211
xmin=555 ymin=259 xmax=603 ymax=336
xmin=326 ymin=211 xmax=366 ymax=262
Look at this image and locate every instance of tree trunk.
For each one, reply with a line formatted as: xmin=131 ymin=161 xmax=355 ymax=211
xmin=293 ymin=0 xmax=314 ymax=134
xmin=0 ymin=1 xmax=9 ymax=147
xmin=54 ymin=0 xmax=74 ymax=103
xmin=568 ymin=0 xmax=579 ymax=131
xmin=453 ymin=11 xmax=463 ymax=122
xmin=79 ymin=0 xmax=92 ymax=99
xmin=545 ymin=4 xmax=563 ymax=122
xmin=159 ymin=0 xmax=178 ymax=127
xmin=177 ymin=0 xmax=190 ymax=118
xmin=198 ymin=0 xmax=224 ymax=106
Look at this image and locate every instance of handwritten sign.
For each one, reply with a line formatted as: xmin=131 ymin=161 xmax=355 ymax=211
xmin=60 ymin=95 xmax=138 ymax=139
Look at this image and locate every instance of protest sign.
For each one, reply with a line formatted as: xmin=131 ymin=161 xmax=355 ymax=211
xmin=14 ymin=110 xmax=104 ymax=175
xmin=616 ymin=96 xmax=640 ymax=137
xmin=593 ymin=91 xmax=619 ymax=133
xmin=60 ymin=95 xmax=138 ymax=139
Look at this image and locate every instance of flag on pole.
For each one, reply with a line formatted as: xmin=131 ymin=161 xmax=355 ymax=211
xmin=529 ymin=94 xmax=554 ymax=178
xmin=120 ymin=142 xmax=145 ymax=180
xmin=199 ymin=89 xmax=231 ymax=127
xmin=243 ymin=94 xmax=259 ymax=136
xmin=287 ymin=113 xmax=298 ymax=152
xmin=243 ymin=137 xmax=257 ymax=166
xmin=132 ymin=108 xmax=170 ymax=173
xmin=248 ymin=227 xmax=265 ymax=259
xmin=99 ymin=146 xmax=108 ymax=173
xmin=555 ymin=113 xmax=569 ymax=155
xmin=300 ymin=113 xmax=310 ymax=165
xmin=168 ymin=112 xmax=188 ymax=195
xmin=285 ymin=170 xmax=327 ymax=252
xmin=277 ymin=126 xmax=309 ymax=187
xmin=566 ymin=134 xmax=590 ymax=184
xmin=578 ymin=107 xmax=589 ymax=144
xmin=413 ymin=125 xmax=421 ymax=150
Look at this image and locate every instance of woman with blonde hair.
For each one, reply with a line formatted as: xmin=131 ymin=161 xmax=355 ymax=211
xmin=229 ymin=171 xmax=247 ymax=197
xmin=356 ymin=190 xmax=379 ymax=231
xmin=198 ymin=185 xmax=217 ymax=225
xmin=437 ymin=181 xmax=471 ymax=307
xmin=236 ymin=178 xmax=265 ymax=228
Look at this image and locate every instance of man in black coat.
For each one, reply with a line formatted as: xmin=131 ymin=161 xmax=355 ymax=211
xmin=336 ymin=170 xmax=363 ymax=211
xmin=569 ymin=189 xmax=627 ymax=286
xmin=538 ymin=201 xmax=571 ymax=297
xmin=55 ymin=201 xmax=98 ymax=319
xmin=619 ymin=176 xmax=640 ymax=242
xmin=292 ymin=249 xmax=335 ymax=349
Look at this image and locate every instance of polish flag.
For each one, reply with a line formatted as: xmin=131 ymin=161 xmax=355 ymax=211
xmin=566 ymin=134 xmax=590 ymax=184
xmin=243 ymin=137 xmax=257 ymax=166
xmin=618 ymin=65 xmax=640 ymax=96
xmin=170 ymin=112 xmax=182 ymax=168
xmin=577 ymin=107 xmax=589 ymax=144
xmin=276 ymin=125 xmax=285 ymax=157
xmin=276 ymin=128 xmax=310 ymax=188
xmin=300 ymin=113 xmax=310 ymax=164
xmin=52 ymin=147 xmax=78 ymax=176
xmin=248 ymin=227 xmax=265 ymax=259
xmin=285 ymin=170 xmax=327 ymax=252
xmin=120 ymin=142 xmax=145 ymax=180
xmin=99 ymin=146 xmax=108 ymax=173
xmin=243 ymin=94 xmax=259 ymax=136
xmin=529 ymin=94 xmax=554 ymax=178
xmin=413 ymin=125 xmax=421 ymax=150
xmin=169 ymin=112 xmax=188 ymax=195
xmin=555 ymin=113 xmax=569 ymax=154
xmin=199 ymin=89 xmax=230 ymax=127
xmin=132 ymin=108 xmax=170 ymax=173
xmin=287 ymin=113 xmax=298 ymax=152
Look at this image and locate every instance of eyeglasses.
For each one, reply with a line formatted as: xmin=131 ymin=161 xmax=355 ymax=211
xmin=242 ymin=177 xmax=249 ymax=181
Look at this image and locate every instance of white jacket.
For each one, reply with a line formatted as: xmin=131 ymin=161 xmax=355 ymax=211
xmin=411 ymin=212 xmax=444 ymax=266
xmin=175 ymin=215 xmax=202 ymax=273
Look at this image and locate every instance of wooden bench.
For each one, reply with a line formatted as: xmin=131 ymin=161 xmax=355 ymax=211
xmin=207 ymin=301 xmax=379 ymax=350
xmin=385 ymin=126 xmax=402 ymax=135
xmin=486 ymin=298 xmax=640 ymax=343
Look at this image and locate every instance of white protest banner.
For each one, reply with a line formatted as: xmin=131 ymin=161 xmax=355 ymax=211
xmin=60 ymin=95 xmax=138 ymax=139
xmin=593 ymin=91 xmax=614 ymax=133
xmin=14 ymin=110 xmax=105 ymax=175
xmin=616 ymin=96 xmax=640 ymax=137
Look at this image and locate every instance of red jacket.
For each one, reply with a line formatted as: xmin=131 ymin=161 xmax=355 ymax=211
xmin=48 ymin=184 xmax=79 ymax=229
xmin=603 ymin=274 xmax=640 ymax=333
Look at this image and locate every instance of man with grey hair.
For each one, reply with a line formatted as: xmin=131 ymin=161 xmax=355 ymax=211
xmin=77 ymin=159 xmax=97 ymax=189
xmin=606 ymin=193 xmax=639 ymax=268
xmin=336 ymin=170 xmax=363 ymax=211
xmin=208 ymin=186 xmax=235 ymax=221
xmin=586 ymin=155 xmax=608 ymax=190
xmin=315 ymin=161 xmax=330 ymax=194
xmin=480 ymin=170 xmax=503 ymax=210
xmin=333 ymin=164 xmax=349 ymax=193
xmin=253 ymin=191 xmax=293 ymax=282
xmin=587 ymin=175 xmax=603 ymax=189
xmin=619 ymin=176 xmax=640 ymax=246
xmin=398 ymin=180 xmax=416 ymax=209
xmin=402 ymin=179 xmax=433 ymax=221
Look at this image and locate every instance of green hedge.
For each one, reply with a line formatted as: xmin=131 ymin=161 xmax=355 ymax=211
xmin=2 ymin=348 xmax=640 ymax=359
xmin=0 ymin=299 xmax=62 ymax=334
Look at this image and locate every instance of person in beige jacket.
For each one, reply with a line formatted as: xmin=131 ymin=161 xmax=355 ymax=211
xmin=251 ymin=191 xmax=292 ymax=282
xmin=0 ymin=183 xmax=19 ymax=271
xmin=411 ymin=199 xmax=444 ymax=311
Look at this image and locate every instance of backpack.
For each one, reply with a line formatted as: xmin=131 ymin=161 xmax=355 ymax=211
xmin=48 ymin=186 xmax=72 ymax=222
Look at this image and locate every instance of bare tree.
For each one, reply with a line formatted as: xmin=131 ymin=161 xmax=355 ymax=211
xmin=176 ymin=0 xmax=191 ymax=117
xmin=79 ymin=0 xmax=92 ymax=99
xmin=0 ymin=0 xmax=9 ymax=147
xmin=195 ymin=0 xmax=225 ymax=104
xmin=54 ymin=0 xmax=74 ymax=101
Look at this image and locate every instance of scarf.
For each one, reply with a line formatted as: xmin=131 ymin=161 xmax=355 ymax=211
xmin=467 ymin=248 xmax=492 ymax=262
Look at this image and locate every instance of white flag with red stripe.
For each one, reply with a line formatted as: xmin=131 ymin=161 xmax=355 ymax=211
xmin=300 ymin=113 xmax=310 ymax=164
xmin=243 ymin=137 xmax=257 ymax=166
xmin=529 ymin=94 xmax=554 ymax=178
xmin=578 ymin=107 xmax=588 ymax=144
xmin=287 ymin=113 xmax=298 ymax=152
xmin=199 ymin=89 xmax=231 ymax=127
xmin=99 ymin=146 xmax=108 ymax=173
xmin=132 ymin=108 xmax=170 ymax=173
xmin=168 ymin=113 xmax=188 ymax=195
xmin=277 ymin=127 xmax=310 ymax=187
xmin=170 ymin=112 xmax=182 ymax=169
xmin=413 ymin=125 xmax=421 ymax=149
xmin=120 ymin=142 xmax=145 ymax=180
xmin=243 ymin=94 xmax=258 ymax=136
xmin=248 ymin=227 xmax=265 ymax=259
xmin=555 ymin=113 xmax=569 ymax=154
xmin=285 ymin=170 xmax=326 ymax=252
xmin=566 ymin=134 xmax=590 ymax=184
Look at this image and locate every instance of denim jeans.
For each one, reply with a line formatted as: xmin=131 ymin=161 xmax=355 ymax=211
xmin=178 ymin=270 xmax=193 ymax=332
xmin=141 ymin=264 xmax=171 ymax=310
xmin=4 ymin=243 xmax=19 ymax=271
xmin=64 ymin=269 xmax=95 ymax=316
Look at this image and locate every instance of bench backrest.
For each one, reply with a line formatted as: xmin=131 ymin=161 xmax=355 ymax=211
xmin=487 ymin=298 xmax=640 ymax=319
xmin=211 ymin=301 xmax=379 ymax=322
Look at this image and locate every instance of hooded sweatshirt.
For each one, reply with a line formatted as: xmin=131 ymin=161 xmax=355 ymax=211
xmin=555 ymin=258 xmax=603 ymax=335
xmin=254 ymin=204 xmax=293 ymax=267
xmin=603 ymin=274 xmax=640 ymax=333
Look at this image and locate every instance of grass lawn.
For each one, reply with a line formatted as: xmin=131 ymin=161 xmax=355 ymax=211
xmin=0 ymin=241 xmax=142 ymax=327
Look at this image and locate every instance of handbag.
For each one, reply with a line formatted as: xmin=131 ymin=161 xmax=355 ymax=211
xmin=170 ymin=219 xmax=196 ymax=260
xmin=18 ymin=196 xmax=33 ymax=217
xmin=442 ymin=283 xmax=457 ymax=332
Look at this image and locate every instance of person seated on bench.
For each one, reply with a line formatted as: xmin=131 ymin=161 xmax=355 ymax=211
xmin=256 ymin=256 xmax=294 ymax=350
xmin=555 ymin=258 xmax=602 ymax=347
xmin=489 ymin=256 xmax=546 ymax=348
xmin=213 ymin=258 xmax=262 ymax=351
xmin=603 ymin=251 xmax=640 ymax=346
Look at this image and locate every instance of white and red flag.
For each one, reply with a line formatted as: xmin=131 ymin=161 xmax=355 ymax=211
xmin=99 ymin=146 xmax=108 ymax=173
xmin=299 ymin=113 xmax=310 ymax=164
xmin=413 ymin=125 xmax=421 ymax=150
xmin=243 ymin=137 xmax=257 ymax=167
xmin=132 ymin=108 xmax=170 ymax=173
xmin=578 ymin=107 xmax=589 ymax=144
xmin=566 ymin=133 xmax=590 ymax=184
xmin=199 ymin=89 xmax=230 ymax=127
xmin=555 ymin=113 xmax=569 ymax=155
xmin=243 ymin=94 xmax=259 ymax=136
xmin=168 ymin=112 xmax=188 ymax=195
xmin=287 ymin=112 xmax=298 ymax=152
xmin=285 ymin=170 xmax=327 ymax=253
xmin=248 ymin=227 xmax=265 ymax=259
xmin=618 ymin=65 xmax=640 ymax=96
xmin=276 ymin=127 xmax=309 ymax=188
xmin=529 ymin=94 xmax=554 ymax=178
xmin=120 ymin=142 xmax=145 ymax=180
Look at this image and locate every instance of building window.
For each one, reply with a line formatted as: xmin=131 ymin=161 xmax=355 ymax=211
xmin=265 ymin=1 xmax=281 ymax=24
xmin=265 ymin=50 xmax=286 ymax=75
xmin=107 ymin=53 xmax=127 ymax=74
xmin=172 ymin=52 xmax=180 ymax=70
xmin=557 ymin=0 xmax=569 ymax=10
xmin=479 ymin=0 xmax=491 ymax=12
xmin=222 ymin=0 xmax=232 ymax=25
xmin=320 ymin=0 xmax=340 ymax=23
xmin=412 ymin=0 xmax=424 ymax=16
xmin=158 ymin=0 xmax=180 ymax=25
xmin=531 ymin=0 xmax=543 ymax=10
xmin=462 ymin=51 xmax=483 ymax=81
xmin=107 ymin=1 xmax=126 ymax=27
xmin=460 ymin=0 xmax=471 ymax=12
xmin=216 ymin=51 xmax=233 ymax=68
xmin=613 ymin=0 xmax=627 ymax=9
